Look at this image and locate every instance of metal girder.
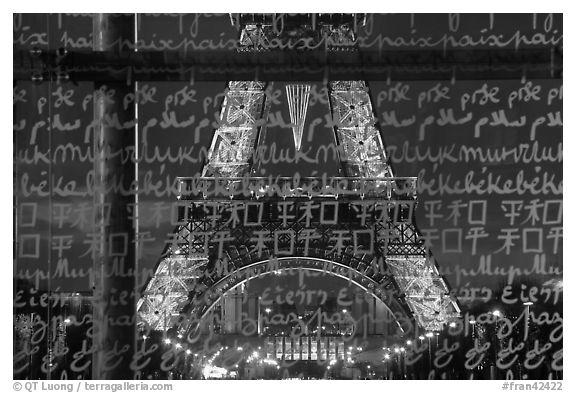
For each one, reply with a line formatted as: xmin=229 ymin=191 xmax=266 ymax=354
xmin=328 ymin=80 xmax=392 ymax=178
xmin=176 ymin=176 xmax=418 ymax=200
xmin=176 ymin=253 xmax=414 ymax=336
xmin=326 ymin=79 xmax=460 ymax=330
xmin=386 ymin=256 xmax=461 ymax=331
xmin=234 ymin=13 xmax=361 ymax=52
xmin=230 ymin=13 xmax=366 ymax=30
xmin=138 ymin=80 xmax=271 ymax=330
xmin=137 ymin=255 xmax=208 ymax=332
xmin=202 ymin=81 xmax=268 ymax=178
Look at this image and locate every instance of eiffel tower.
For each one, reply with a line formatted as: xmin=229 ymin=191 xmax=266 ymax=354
xmin=137 ymin=14 xmax=460 ymax=344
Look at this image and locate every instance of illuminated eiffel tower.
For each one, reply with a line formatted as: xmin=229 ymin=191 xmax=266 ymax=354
xmin=137 ymin=14 xmax=460 ymax=341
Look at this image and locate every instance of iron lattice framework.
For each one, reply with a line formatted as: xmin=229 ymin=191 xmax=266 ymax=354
xmin=137 ymin=13 xmax=460 ymax=337
xmin=232 ymin=13 xmax=364 ymax=51
xmin=202 ymin=81 xmax=268 ymax=178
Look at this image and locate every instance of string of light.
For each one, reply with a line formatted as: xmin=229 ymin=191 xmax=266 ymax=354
xmin=286 ymin=84 xmax=311 ymax=151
